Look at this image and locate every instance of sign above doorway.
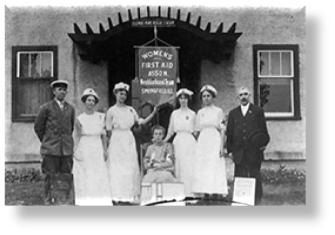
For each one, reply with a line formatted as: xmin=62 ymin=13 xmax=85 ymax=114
xmin=132 ymin=19 xmax=175 ymax=27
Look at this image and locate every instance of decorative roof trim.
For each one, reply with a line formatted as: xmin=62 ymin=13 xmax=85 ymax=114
xmin=67 ymin=6 xmax=242 ymax=62
xmin=68 ymin=6 xmax=242 ymax=44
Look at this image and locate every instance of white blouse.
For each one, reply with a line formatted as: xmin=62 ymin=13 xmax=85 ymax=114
xmin=166 ymin=108 xmax=196 ymax=136
xmin=105 ymin=105 xmax=143 ymax=131
xmin=195 ymin=105 xmax=225 ymax=132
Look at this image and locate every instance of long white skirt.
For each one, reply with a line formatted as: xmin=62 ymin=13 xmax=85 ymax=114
xmin=73 ymin=135 xmax=112 ymax=206
xmin=106 ymin=130 xmax=141 ymax=202
xmin=192 ymin=128 xmax=228 ymax=195
xmin=173 ymin=132 xmax=196 ymax=197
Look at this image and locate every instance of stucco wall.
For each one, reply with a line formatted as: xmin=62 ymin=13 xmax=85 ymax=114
xmin=199 ymin=7 xmax=306 ymax=160
xmin=5 ymin=6 xmax=305 ymax=162
xmin=72 ymin=56 xmax=109 ymax=114
xmin=5 ymin=7 xmax=116 ymax=161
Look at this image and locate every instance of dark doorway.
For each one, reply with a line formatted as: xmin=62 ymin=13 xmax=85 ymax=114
xmin=108 ymin=52 xmax=135 ymax=106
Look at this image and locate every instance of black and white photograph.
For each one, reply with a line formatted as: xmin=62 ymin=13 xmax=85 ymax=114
xmin=3 ymin=2 xmax=308 ymax=207
xmin=5 ymin=0 xmax=335 ymax=233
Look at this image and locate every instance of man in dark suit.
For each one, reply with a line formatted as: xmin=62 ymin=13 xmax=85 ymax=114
xmin=226 ymin=86 xmax=269 ymax=205
xmin=34 ymin=80 xmax=75 ymax=205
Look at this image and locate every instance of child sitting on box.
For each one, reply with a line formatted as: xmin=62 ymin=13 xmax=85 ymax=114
xmin=142 ymin=125 xmax=176 ymax=183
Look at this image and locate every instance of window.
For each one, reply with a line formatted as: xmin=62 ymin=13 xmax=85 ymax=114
xmin=12 ymin=46 xmax=58 ymax=122
xmin=253 ymin=45 xmax=301 ymax=120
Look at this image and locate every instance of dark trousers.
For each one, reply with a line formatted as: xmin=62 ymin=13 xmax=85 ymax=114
xmin=234 ymin=162 xmax=263 ymax=205
xmin=41 ymin=155 xmax=73 ymax=204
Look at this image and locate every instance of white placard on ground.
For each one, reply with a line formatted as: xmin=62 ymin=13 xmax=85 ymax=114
xmin=232 ymin=177 xmax=256 ymax=206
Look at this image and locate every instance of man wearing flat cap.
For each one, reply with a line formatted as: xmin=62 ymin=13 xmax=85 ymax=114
xmin=226 ymin=86 xmax=270 ymax=205
xmin=34 ymin=80 xmax=75 ymax=205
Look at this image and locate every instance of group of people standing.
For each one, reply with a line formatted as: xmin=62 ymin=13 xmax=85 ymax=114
xmin=164 ymin=86 xmax=228 ymax=200
xmin=34 ymin=79 xmax=269 ymax=206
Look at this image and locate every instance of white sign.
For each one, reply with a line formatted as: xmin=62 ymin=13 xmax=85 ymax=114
xmin=232 ymin=177 xmax=256 ymax=206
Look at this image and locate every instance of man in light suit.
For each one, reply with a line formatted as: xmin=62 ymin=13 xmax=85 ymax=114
xmin=34 ymin=80 xmax=75 ymax=205
xmin=226 ymin=86 xmax=269 ymax=205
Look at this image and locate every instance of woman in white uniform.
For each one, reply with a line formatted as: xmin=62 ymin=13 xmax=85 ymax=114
xmin=192 ymin=85 xmax=228 ymax=199
xmin=164 ymin=88 xmax=196 ymax=197
xmin=73 ymin=88 xmax=111 ymax=206
xmin=105 ymin=82 xmax=158 ymax=205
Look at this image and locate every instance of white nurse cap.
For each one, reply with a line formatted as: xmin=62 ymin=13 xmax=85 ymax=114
xmin=200 ymin=85 xmax=217 ymax=96
xmin=81 ymin=88 xmax=99 ymax=103
xmin=176 ymin=88 xmax=194 ymax=97
xmin=113 ymin=82 xmax=130 ymax=92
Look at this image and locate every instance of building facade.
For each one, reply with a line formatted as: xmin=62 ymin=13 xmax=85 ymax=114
xmin=5 ymin=6 xmax=306 ymax=168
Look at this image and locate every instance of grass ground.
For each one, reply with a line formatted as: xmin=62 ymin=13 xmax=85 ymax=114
xmin=5 ymin=180 xmax=305 ymax=206
xmin=261 ymin=182 xmax=306 ymax=205
xmin=5 ymin=182 xmax=44 ymax=206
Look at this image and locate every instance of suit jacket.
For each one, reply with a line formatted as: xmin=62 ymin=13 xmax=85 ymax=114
xmin=226 ymin=103 xmax=269 ymax=166
xmin=34 ymin=99 xmax=75 ymax=156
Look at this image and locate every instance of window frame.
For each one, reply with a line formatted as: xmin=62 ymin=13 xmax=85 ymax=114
xmin=12 ymin=46 xmax=58 ymax=122
xmin=253 ymin=44 xmax=301 ymax=121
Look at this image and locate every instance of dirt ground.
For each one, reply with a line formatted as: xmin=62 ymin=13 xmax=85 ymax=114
xmin=5 ymin=180 xmax=305 ymax=206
